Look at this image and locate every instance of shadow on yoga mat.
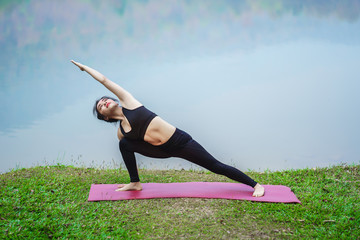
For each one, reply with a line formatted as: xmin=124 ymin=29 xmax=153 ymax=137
xmin=88 ymin=182 xmax=301 ymax=204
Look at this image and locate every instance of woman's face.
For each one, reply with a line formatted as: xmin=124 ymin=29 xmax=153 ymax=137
xmin=96 ymin=97 xmax=118 ymax=118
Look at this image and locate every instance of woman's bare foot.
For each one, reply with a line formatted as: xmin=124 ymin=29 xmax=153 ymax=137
xmin=115 ymin=182 xmax=143 ymax=191
xmin=252 ymin=183 xmax=265 ymax=197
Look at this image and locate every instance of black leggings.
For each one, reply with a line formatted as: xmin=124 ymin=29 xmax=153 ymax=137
xmin=119 ymin=128 xmax=257 ymax=188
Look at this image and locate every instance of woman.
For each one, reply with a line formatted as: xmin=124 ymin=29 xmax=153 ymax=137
xmin=71 ymin=60 xmax=265 ymax=197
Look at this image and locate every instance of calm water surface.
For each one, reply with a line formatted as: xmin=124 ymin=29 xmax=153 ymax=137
xmin=1 ymin=1 xmax=359 ymax=173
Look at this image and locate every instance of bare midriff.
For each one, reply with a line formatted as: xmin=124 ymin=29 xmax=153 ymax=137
xmin=143 ymin=116 xmax=176 ymax=146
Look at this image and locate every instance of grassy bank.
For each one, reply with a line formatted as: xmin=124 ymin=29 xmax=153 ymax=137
xmin=0 ymin=164 xmax=359 ymax=239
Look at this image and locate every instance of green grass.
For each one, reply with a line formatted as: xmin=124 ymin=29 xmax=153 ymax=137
xmin=0 ymin=164 xmax=359 ymax=239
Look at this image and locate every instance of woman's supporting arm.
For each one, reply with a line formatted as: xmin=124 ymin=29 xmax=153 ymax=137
xmin=71 ymin=60 xmax=141 ymax=108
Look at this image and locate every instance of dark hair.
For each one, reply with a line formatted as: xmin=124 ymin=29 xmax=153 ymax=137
xmin=93 ymin=96 xmax=120 ymax=123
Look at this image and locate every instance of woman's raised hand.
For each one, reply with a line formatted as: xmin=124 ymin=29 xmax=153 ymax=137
xmin=70 ymin=59 xmax=108 ymax=84
xmin=71 ymin=60 xmax=85 ymax=71
xmin=70 ymin=60 xmax=139 ymax=106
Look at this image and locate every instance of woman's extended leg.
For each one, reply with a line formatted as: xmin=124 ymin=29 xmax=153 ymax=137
xmin=172 ymin=138 xmax=265 ymax=196
xmin=173 ymin=139 xmax=258 ymax=188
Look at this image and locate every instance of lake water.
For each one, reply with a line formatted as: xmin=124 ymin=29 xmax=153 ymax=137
xmin=1 ymin=0 xmax=359 ymax=174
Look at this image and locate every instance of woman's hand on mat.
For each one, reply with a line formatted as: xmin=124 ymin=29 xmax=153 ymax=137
xmin=116 ymin=182 xmax=143 ymax=191
xmin=71 ymin=60 xmax=85 ymax=71
xmin=252 ymin=183 xmax=265 ymax=197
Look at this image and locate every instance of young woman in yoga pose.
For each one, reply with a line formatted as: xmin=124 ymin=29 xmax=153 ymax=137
xmin=71 ymin=60 xmax=265 ymax=197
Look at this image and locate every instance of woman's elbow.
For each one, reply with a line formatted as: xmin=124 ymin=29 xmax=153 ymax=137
xmin=117 ymin=129 xmax=124 ymax=141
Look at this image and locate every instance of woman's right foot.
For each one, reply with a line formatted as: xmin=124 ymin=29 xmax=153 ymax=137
xmin=116 ymin=182 xmax=143 ymax=191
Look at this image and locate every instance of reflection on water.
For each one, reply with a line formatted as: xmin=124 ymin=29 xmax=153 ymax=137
xmin=1 ymin=0 xmax=359 ymax=173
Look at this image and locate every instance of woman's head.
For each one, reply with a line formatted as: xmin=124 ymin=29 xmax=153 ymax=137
xmin=93 ymin=96 xmax=119 ymax=123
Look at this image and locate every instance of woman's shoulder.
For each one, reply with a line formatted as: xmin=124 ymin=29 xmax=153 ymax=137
xmin=120 ymin=96 xmax=142 ymax=110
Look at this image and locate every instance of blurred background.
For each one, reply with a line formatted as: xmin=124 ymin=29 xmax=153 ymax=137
xmin=1 ymin=0 xmax=359 ymax=173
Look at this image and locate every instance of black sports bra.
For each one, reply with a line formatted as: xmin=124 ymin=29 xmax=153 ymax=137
xmin=120 ymin=106 xmax=157 ymax=140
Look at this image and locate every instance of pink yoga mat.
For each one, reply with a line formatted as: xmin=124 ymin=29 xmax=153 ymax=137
xmin=88 ymin=182 xmax=301 ymax=204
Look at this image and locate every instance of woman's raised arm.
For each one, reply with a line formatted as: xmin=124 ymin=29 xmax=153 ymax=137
xmin=71 ymin=60 xmax=141 ymax=108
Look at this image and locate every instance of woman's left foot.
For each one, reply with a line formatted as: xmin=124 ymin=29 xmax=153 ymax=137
xmin=252 ymin=183 xmax=265 ymax=197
